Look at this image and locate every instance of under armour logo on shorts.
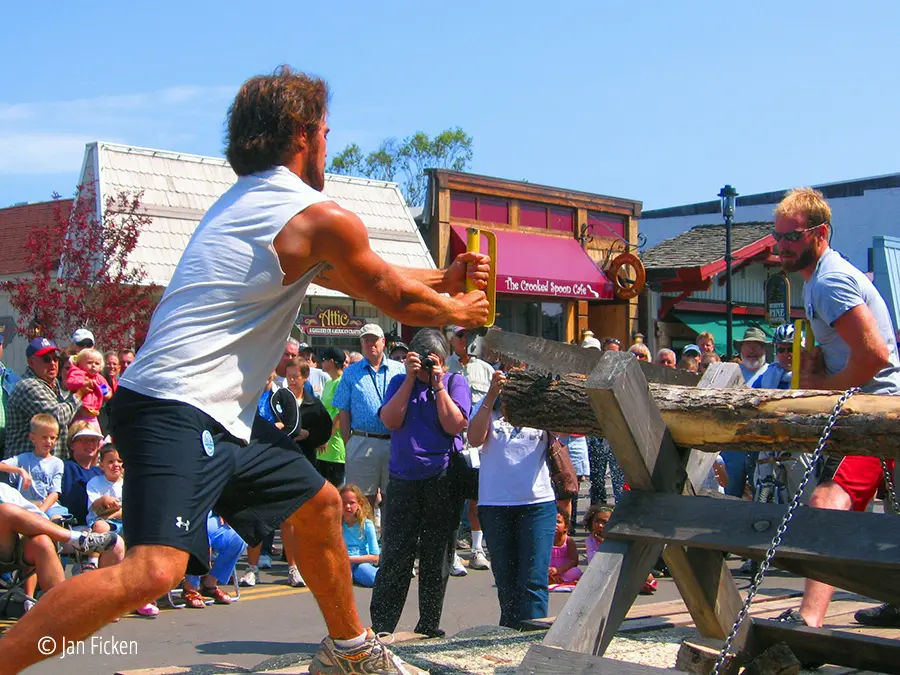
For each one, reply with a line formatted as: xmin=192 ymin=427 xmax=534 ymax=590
xmin=175 ymin=517 xmax=190 ymax=531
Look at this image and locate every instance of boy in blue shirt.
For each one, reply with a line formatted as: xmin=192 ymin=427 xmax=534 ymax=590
xmin=0 ymin=413 xmax=68 ymax=521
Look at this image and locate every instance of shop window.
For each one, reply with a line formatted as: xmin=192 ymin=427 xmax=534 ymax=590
xmin=520 ymin=201 xmax=547 ymax=229
xmin=548 ymin=207 xmax=574 ymax=233
xmin=479 ymin=197 xmax=509 ymax=224
xmin=588 ymin=211 xmax=625 ymax=239
xmin=450 ymin=192 xmax=477 ymax=219
xmin=495 ymin=299 xmax=564 ymax=342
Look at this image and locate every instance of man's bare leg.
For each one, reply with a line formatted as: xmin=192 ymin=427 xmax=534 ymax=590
xmin=0 ymin=503 xmax=87 ymax=546
xmin=21 ymin=535 xmax=65 ymax=592
xmin=798 ymin=481 xmax=852 ymax=627
xmin=246 ymin=543 xmax=261 ymax=567
xmin=289 ymin=481 xmax=365 ymax=640
xmin=0 ymin=545 xmax=187 ymax=674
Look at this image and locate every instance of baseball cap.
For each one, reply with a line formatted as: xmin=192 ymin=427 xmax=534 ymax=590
xmin=360 ymin=323 xmax=384 ymax=339
xmin=321 ymin=346 xmax=347 ymax=364
xmin=72 ymin=328 xmax=95 ymax=346
xmin=390 ymin=341 xmax=409 ymax=353
xmin=682 ymin=344 xmax=702 ymax=357
xmin=448 ymin=326 xmax=466 ymax=336
xmin=26 ymin=337 xmax=60 ymax=359
xmin=297 ymin=342 xmax=312 ymax=351
xmin=71 ymin=427 xmax=104 ymax=440
xmin=581 ymin=337 xmax=602 ymax=350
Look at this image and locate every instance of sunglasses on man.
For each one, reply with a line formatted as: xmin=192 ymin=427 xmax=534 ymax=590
xmin=41 ymin=353 xmax=60 ymax=363
xmin=776 ymin=346 xmax=792 ymax=354
xmin=771 ymin=224 xmax=823 ymax=243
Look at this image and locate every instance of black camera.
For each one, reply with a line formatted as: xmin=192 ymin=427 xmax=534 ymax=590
xmin=421 ymin=355 xmax=437 ymax=373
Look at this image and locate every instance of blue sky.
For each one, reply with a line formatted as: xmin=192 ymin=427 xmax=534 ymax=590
xmin=2 ymin=1 xmax=899 ymax=211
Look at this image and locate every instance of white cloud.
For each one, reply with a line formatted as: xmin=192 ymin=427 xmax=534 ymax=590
xmin=0 ymin=85 xmax=235 ymax=176
xmin=0 ymin=133 xmax=99 ymax=174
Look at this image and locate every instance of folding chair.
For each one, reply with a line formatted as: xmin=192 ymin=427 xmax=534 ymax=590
xmin=0 ymin=537 xmax=37 ymax=617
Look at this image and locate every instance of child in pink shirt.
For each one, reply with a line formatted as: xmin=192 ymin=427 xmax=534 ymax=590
xmin=66 ymin=348 xmax=112 ymax=431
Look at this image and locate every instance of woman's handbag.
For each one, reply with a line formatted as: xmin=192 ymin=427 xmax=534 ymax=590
xmin=548 ymin=437 xmax=579 ymax=499
xmin=449 ymin=449 xmax=480 ymax=501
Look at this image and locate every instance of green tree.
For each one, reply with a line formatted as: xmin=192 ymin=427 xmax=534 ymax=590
xmin=328 ymin=127 xmax=473 ymax=206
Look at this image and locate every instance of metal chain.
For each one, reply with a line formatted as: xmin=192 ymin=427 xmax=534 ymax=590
xmin=881 ymin=458 xmax=899 ymax=514
xmin=711 ymin=387 xmax=861 ymax=675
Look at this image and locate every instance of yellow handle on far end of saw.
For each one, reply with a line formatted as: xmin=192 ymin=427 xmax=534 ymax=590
xmin=791 ymin=319 xmax=816 ymax=389
xmin=466 ymin=227 xmax=497 ymax=328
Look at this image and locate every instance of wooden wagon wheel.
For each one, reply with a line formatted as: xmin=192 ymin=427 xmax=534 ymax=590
xmin=608 ymin=252 xmax=646 ymax=300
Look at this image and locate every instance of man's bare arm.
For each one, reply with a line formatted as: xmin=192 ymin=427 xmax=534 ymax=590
xmin=275 ymin=202 xmax=488 ymax=327
xmin=801 ymin=304 xmax=892 ymax=389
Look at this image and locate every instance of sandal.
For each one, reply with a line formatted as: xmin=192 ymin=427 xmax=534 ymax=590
xmin=640 ymin=578 xmax=658 ymax=595
xmin=182 ymin=589 xmax=207 ymax=609
xmin=201 ymin=585 xmax=232 ymax=605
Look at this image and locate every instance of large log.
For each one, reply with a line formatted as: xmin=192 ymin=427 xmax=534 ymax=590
xmin=501 ymin=369 xmax=900 ymax=457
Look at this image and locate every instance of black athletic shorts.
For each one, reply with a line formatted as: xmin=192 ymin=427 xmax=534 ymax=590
xmin=109 ymin=387 xmax=326 ymax=576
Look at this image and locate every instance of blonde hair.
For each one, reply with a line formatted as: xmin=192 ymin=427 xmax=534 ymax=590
xmin=68 ymin=420 xmax=97 ymax=446
xmin=628 ymin=343 xmax=651 ymax=360
xmin=340 ymin=484 xmax=373 ymax=535
xmin=30 ymin=413 xmax=59 ymax=434
xmin=696 ymin=332 xmax=715 ymax=345
xmin=774 ymin=187 xmax=832 ymax=230
xmin=74 ymin=348 xmax=104 ymax=369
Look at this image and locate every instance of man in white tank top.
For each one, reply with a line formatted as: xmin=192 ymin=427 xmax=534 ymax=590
xmin=2 ymin=66 xmax=489 ymax=675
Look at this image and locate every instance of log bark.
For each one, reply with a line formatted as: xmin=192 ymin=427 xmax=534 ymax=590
xmin=501 ymin=369 xmax=900 ymax=457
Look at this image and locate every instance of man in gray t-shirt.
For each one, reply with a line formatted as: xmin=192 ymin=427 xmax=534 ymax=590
xmin=774 ymin=187 xmax=900 ymax=634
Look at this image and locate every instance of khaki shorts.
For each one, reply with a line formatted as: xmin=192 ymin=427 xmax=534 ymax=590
xmin=344 ymin=435 xmax=392 ymax=498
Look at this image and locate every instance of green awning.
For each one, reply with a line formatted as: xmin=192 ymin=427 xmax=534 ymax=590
xmin=673 ymin=312 xmax=774 ymax=351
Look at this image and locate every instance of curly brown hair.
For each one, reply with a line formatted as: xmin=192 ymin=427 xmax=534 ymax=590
xmin=226 ymin=66 xmax=330 ymax=176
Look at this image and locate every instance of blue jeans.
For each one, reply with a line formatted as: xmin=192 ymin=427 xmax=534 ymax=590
xmin=185 ymin=514 xmax=247 ymax=586
xmin=478 ymin=501 xmax=557 ymax=628
xmin=721 ymin=451 xmax=759 ymax=498
xmin=352 ymin=563 xmax=379 ymax=587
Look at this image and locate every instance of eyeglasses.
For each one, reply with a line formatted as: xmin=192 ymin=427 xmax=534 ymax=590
xmin=771 ymin=225 xmax=823 ymax=243
xmin=41 ymin=354 xmax=60 ymax=363
xmin=776 ymin=346 xmax=792 ymax=353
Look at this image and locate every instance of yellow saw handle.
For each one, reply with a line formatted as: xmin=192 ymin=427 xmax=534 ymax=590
xmin=466 ymin=227 xmax=497 ymax=328
xmin=791 ymin=319 xmax=816 ymax=389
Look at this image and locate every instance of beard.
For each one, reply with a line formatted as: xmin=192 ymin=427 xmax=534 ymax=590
xmin=742 ymin=356 xmax=765 ymax=371
xmin=780 ymin=245 xmax=815 ymax=273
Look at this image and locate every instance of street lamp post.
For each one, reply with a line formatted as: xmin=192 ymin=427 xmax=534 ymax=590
xmin=719 ymin=185 xmax=738 ymax=360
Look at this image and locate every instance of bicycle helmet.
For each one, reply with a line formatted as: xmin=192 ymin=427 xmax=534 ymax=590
xmin=773 ymin=323 xmax=795 ymax=344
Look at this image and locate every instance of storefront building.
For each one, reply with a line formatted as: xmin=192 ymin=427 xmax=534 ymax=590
xmin=420 ymin=170 xmax=643 ymax=343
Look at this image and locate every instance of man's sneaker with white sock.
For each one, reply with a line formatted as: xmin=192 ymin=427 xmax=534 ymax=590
xmin=469 ymin=549 xmax=490 ymax=570
xmin=288 ymin=565 xmax=306 ymax=587
xmin=309 ymin=630 xmax=427 ymax=675
xmin=239 ymin=566 xmax=258 ymax=587
xmin=72 ymin=531 xmax=118 ymax=554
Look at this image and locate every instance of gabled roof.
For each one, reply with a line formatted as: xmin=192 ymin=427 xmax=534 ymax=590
xmin=79 ymin=142 xmax=435 ymax=294
xmin=643 ymin=222 xmax=774 ymax=271
xmin=0 ymin=199 xmax=73 ymax=276
xmin=641 ymin=222 xmax=778 ymax=293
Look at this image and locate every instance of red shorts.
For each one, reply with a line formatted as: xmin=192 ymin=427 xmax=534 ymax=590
xmin=819 ymin=455 xmax=896 ymax=512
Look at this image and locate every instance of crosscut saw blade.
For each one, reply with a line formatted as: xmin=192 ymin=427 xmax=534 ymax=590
xmin=483 ymin=328 xmax=703 ymax=385
xmin=483 ymin=328 xmax=601 ymax=377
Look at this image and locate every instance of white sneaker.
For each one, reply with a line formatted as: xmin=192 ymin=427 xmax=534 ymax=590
xmin=288 ymin=565 xmax=306 ymax=587
xmin=239 ymin=566 xmax=258 ymax=587
xmin=469 ymin=549 xmax=490 ymax=570
xmin=258 ymin=554 xmax=273 ymax=569
xmin=450 ymin=554 xmax=468 ymax=577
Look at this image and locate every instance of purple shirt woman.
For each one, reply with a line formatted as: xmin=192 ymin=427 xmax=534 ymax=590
xmin=370 ymin=328 xmax=471 ymax=639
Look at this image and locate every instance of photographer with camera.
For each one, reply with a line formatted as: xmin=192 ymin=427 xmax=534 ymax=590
xmin=369 ymin=328 xmax=472 ymax=639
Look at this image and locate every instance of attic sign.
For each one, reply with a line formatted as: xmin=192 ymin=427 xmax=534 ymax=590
xmin=765 ymin=274 xmax=790 ymax=325
xmin=297 ymin=306 xmax=366 ymax=337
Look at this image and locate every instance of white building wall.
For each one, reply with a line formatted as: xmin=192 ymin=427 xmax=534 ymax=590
xmin=642 ymin=186 xmax=900 ymax=272
xmin=0 ymin=278 xmax=29 ymax=375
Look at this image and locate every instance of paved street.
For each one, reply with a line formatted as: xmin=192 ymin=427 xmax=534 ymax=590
xmin=6 ymin=535 xmax=808 ymax=675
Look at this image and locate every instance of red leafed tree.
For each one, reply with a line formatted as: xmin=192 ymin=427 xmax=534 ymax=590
xmin=1 ymin=183 xmax=161 ymax=348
